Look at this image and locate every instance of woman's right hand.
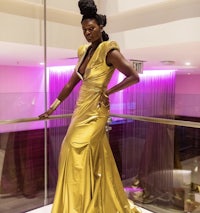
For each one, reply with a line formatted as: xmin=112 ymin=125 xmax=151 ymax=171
xmin=99 ymin=92 xmax=110 ymax=108
xmin=39 ymin=108 xmax=55 ymax=119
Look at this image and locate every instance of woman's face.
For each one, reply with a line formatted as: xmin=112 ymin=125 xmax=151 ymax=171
xmin=82 ymin=19 xmax=103 ymax=43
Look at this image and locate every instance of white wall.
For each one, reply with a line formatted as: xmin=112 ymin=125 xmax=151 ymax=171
xmin=99 ymin=0 xmax=167 ymax=15
xmin=122 ymin=18 xmax=200 ymax=49
xmin=0 ymin=0 xmax=84 ymax=49
xmin=0 ymin=0 xmax=199 ymax=68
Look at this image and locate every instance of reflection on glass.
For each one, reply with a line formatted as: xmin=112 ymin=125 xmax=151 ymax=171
xmin=0 ymin=122 xmax=45 ymax=213
xmin=108 ymin=117 xmax=200 ymax=213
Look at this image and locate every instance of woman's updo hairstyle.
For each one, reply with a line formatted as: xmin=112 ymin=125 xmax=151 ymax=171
xmin=78 ymin=0 xmax=109 ymax=41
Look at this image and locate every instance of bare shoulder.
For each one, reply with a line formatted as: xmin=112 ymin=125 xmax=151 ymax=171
xmin=106 ymin=48 xmax=127 ymax=67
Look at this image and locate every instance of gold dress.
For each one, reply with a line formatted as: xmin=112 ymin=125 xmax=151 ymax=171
xmin=51 ymin=41 xmax=140 ymax=213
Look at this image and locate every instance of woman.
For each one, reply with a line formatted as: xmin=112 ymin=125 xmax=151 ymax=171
xmin=40 ymin=0 xmax=140 ymax=212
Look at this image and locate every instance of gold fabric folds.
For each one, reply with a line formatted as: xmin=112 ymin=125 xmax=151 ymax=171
xmin=51 ymin=41 xmax=139 ymax=213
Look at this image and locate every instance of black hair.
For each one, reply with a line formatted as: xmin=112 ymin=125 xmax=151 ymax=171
xmin=78 ymin=0 xmax=109 ymax=41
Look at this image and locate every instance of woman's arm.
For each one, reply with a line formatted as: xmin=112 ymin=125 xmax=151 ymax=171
xmin=57 ymin=71 xmax=81 ymax=102
xmin=105 ymin=49 xmax=140 ymax=96
xmin=39 ymin=71 xmax=80 ymax=118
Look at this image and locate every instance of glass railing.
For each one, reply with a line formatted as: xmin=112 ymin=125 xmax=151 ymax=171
xmin=0 ymin=114 xmax=200 ymax=213
xmin=109 ymin=114 xmax=200 ymax=213
xmin=0 ymin=120 xmax=46 ymax=213
xmin=0 ymin=115 xmax=72 ymax=213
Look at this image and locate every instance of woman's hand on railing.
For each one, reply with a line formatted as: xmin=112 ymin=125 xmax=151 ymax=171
xmin=39 ymin=108 xmax=55 ymax=119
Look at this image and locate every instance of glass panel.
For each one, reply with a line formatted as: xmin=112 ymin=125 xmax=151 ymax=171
xmin=0 ymin=0 xmax=46 ymax=212
xmin=0 ymin=0 xmax=46 ymax=121
xmin=47 ymin=117 xmax=72 ymax=203
xmin=175 ymin=74 xmax=200 ymax=118
xmin=0 ymin=121 xmax=45 ymax=213
xmin=0 ymin=91 xmax=45 ymax=121
xmin=108 ymin=115 xmax=200 ymax=213
xmin=123 ymin=70 xmax=175 ymax=118
xmin=45 ymin=0 xmax=83 ymax=207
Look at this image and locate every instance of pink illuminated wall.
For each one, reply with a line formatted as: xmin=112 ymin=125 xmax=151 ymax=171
xmin=47 ymin=65 xmax=80 ymax=126
xmin=175 ymin=74 xmax=200 ymax=117
xmin=48 ymin=65 xmax=126 ymax=116
xmin=123 ymin=70 xmax=175 ymax=117
xmin=0 ymin=65 xmax=45 ymax=132
xmin=48 ymin=67 xmax=176 ymax=119
xmin=1 ymin=64 xmax=200 ymax=132
xmin=47 ymin=68 xmax=200 ymax=118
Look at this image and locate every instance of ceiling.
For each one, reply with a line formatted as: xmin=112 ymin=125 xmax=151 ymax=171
xmin=0 ymin=0 xmax=200 ymax=75
xmin=1 ymin=40 xmax=199 ymax=75
xmin=126 ymin=41 xmax=200 ymax=74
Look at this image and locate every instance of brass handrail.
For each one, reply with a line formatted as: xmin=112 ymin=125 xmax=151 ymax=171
xmin=0 ymin=113 xmax=200 ymax=129
xmin=111 ymin=114 xmax=200 ymax=129
xmin=0 ymin=114 xmax=73 ymax=125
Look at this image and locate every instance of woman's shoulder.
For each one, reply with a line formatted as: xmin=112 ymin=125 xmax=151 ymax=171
xmin=77 ymin=44 xmax=89 ymax=58
xmin=101 ymin=40 xmax=119 ymax=49
xmin=101 ymin=41 xmax=120 ymax=54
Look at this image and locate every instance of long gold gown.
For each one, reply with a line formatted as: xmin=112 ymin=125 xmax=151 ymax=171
xmin=51 ymin=41 xmax=140 ymax=213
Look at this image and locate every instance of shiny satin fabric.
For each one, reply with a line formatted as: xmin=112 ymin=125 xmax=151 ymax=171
xmin=51 ymin=41 xmax=140 ymax=213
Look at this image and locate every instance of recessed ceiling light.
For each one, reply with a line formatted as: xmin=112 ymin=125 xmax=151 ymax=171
xmin=185 ymin=62 xmax=191 ymax=66
xmin=40 ymin=62 xmax=44 ymax=65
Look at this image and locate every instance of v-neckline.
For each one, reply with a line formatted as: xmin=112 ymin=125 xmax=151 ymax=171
xmin=76 ymin=43 xmax=102 ymax=80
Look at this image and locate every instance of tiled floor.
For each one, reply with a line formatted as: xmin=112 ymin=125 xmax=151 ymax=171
xmin=26 ymin=204 xmax=153 ymax=213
